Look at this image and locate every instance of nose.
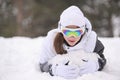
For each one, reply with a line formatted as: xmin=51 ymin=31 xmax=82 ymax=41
xmin=68 ymin=36 xmax=76 ymax=40
xmin=69 ymin=34 xmax=76 ymax=38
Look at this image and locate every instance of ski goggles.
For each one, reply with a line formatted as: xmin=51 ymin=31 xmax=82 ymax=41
xmin=61 ymin=27 xmax=85 ymax=37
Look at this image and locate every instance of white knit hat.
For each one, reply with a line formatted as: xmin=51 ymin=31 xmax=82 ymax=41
xmin=58 ymin=5 xmax=85 ymax=29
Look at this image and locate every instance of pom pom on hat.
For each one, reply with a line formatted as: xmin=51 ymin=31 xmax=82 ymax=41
xmin=58 ymin=6 xmax=85 ymax=29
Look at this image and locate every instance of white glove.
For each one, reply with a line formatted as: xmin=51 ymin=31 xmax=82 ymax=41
xmin=51 ymin=60 xmax=80 ymax=79
xmin=79 ymin=59 xmax=99 ymax=75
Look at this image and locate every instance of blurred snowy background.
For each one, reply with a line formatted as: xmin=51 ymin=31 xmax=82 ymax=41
xmin=0 ymin=0 xmax=120 ymax=37
xmin=0 ymin=0 xmax=120 ymax=80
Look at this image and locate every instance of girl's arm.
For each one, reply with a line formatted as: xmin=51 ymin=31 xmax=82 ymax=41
xmin=94 ymin=39 xmax=106 ymax=71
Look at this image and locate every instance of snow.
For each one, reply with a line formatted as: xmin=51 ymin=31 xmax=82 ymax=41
xmin=0 ymin=37 xmax=120 ymax=80
xmin=112 ymin=15 xmax=120 ymax=37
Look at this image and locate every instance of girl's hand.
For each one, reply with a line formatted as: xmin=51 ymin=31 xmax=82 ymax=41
xmin=79 ymin=59 xmax=99 ymax=75
xmin=51 ymin=60 xmax=80 ymax=79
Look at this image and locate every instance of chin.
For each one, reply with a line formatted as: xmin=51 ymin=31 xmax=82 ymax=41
xmin=68 ymin=42 xmax=76 ymax=46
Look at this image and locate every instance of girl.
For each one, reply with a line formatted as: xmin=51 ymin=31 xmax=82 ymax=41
xmin=39 ymin=6 xmax=106 ymax=79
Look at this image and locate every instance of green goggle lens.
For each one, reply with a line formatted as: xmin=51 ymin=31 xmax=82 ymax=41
xmin=62 ymin=29 xmax=83 ymax=37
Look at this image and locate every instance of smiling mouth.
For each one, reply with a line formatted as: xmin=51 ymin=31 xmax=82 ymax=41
xmin=69 ymin=40 xmax=75 ymax=42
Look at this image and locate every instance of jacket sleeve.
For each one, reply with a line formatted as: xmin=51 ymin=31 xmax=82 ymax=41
xmin=39 ymin=41 xmax=52 ymax=73
xmin=39 ymin=29 xmax=58 ymax=73
xmin=39 ymin=40 xmax=54 ymax=73
xmin=94 ymin=39 xmax=106 ymax=71
xmin=39 ymin=62 xmax=52 ymax=71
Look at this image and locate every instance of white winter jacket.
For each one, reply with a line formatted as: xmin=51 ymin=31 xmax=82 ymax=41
xmin=39 ymin=18 xmax=97 ymax=64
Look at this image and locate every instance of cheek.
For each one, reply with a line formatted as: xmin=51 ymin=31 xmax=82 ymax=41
xmin=63 ymin=36 xmax=68 ymax=41
xmin=75 ymin=37 xmax=81 ymax=41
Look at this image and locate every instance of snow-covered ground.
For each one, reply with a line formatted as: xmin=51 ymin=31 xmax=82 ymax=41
xmin=0 ymin=37 xmax=120 ymax=80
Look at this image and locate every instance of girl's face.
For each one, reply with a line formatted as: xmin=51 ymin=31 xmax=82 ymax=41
xmin=62 ymin=25 xmax=84 ymax=46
